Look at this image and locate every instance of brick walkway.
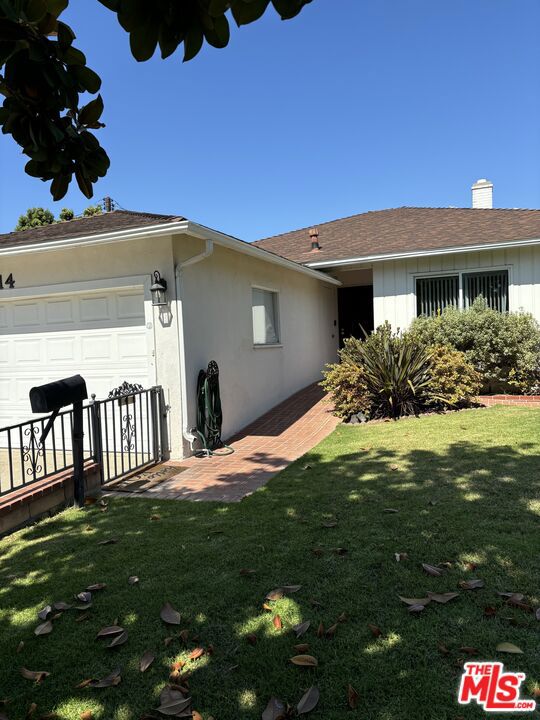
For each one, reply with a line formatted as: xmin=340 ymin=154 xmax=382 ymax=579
xmin=127 ymin=383 xmax=339 ymax=502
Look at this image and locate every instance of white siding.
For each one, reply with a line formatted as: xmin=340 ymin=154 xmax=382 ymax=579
xmin=373 ymin=245 xmax=540 ymax=329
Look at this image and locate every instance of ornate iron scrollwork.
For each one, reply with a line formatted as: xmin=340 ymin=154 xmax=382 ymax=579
xmin=122 ymin=413 xmax=136 ymax=452
xmin=108 ymin=381 xmax=144 ymax=399
xmin=22 ymin=425 xmax=44 ymax=478
xmin=108 ymin=382 xmax=143 ymax=452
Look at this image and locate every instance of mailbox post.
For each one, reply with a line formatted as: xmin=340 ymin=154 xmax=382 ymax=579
xmin=71 ymin=400 xmax=84 ymax=506
xmin=29 ymin=375 xmax=88 ymax=508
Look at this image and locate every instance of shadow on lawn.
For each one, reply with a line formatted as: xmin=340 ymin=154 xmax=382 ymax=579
xmin=1 ymin=431 xmax=540 ymax=719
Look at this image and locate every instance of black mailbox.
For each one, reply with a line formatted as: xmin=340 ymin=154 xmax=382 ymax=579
xmin=29 ymin=375 xmax=88 ymax=414
xmin=28 ymin=374 xmax=88 ymax=508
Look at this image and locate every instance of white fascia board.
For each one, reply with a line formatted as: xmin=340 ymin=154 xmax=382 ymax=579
xmin=305 ymin=236 xmax=540 ymax=268
xmin=0 ymin=219 xmax=341 ymax=287
xmin=0 ymin=220 xmax=183 ymax=256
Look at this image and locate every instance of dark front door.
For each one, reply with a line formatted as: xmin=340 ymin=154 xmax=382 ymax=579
xmin=338 ymin=285 xmax=374 ymax=347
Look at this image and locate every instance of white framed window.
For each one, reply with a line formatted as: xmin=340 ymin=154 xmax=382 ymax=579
xmin=252 ymin=287 xmax=280 ymax=345
xmin=415 ymin=268 xmax=509 ymax=317
xmin=416 ymin=275 xmax=459 ymax=317
xmin=463 ymin=270 xmax=509 ymax=312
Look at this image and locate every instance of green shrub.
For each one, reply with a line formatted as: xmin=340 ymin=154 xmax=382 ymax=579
xmin=323 ymin=324 xmax=486 ymax=422
xmin=321 ymin=343 xmax=370 ymax=420
xmin=339 ymin=321 xmax=394 ymax=365
xmin=427 ymin=344 xmax=482 ymax=406
xmin=348 ymin=324 xmax=434 ymax=419
xmin=409 ymin=298 xmax=540 ymax=393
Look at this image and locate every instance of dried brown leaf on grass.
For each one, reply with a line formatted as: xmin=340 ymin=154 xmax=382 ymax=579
xmin=293 ymin=621 xmax=310 ymax=638
xmin=290 ymin=654 xmax=318 ymax=667
xmin=160 ymin=603 xmax=181 ymax=625
xmin=296 ymin=686 xmax=319 ymax=714
xmin=139 ymin=651 xmax=155 ymax=672
xmin=348 ymin=684 xmax=359 ymax=709
xmin=20 ymin=668 xmax=49 ymax=683
xmin=422 ymin=563 xmax=443 ymax=577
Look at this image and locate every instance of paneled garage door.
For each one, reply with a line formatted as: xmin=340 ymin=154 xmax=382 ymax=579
xmin=0 ymin=287 xmax=151 ymax=426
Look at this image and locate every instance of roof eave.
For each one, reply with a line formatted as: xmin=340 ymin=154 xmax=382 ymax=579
xmin=0 ymin=219 xmax=341 ymax=287
xmin=0 ymin=219 xmax=182 ymax=255
xmin=304 ymin=236 xmax=540 ymax=268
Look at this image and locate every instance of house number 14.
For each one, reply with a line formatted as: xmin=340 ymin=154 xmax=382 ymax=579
xmin=0 ymin=274 xmax=15 ymax=289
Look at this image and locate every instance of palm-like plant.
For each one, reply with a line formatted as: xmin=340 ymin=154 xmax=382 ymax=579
xmin=344 ymin=324 xmax=435 ymax=418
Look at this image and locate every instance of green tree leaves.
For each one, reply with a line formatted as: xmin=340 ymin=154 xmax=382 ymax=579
xmin=78 ymin=94 xmax=104 ymax=128
xmin=231 ymin=0 xmax=268 ymax=26
xmin=0 ymin=1 xmax=109 ymax=200
xmin=59 ymin=207 xmax=75 ymax=221
xmin=100 ymin=0 xmax=313 ymax=62
xmin=14 ymin=204 xmax=101 ymax=230
xmin=1 ymin=0 xmax=313 ymax=198
xmin=82 ymin=203 xmax=102 ymax=216
xmin=15 ymin=207 xmax=55 ymax=231
xmin=72 ymin=65 xmax=102 ymax=94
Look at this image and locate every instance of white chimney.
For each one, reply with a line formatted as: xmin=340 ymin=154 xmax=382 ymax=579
xmin=471 ymin=178 xmax=493 ymax=209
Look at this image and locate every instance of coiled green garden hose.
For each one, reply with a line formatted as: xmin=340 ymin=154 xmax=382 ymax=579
xmin=195 ymin=360 xmax=234 ymax=457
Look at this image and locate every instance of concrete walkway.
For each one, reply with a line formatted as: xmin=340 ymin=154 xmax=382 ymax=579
xmin=120 ymin=383 xmax=339 ymax=502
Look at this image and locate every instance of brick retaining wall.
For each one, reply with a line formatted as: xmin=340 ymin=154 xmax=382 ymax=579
xmin=0 ymin=461 xmax=101 ymax=536
xmin=478 ymin=395 xmax=540 ymax=408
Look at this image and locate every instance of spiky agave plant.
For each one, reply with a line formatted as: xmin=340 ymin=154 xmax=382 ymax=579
xmin=352 ymin=327 xmax=435 ymax=419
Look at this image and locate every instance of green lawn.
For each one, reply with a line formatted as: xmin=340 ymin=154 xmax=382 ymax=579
xmin=1 ymin=406 xmax=540 ymax=720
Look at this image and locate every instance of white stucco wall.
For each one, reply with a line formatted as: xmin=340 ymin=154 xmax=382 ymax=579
xmin=1 ymin=231 xmax=338 ymax=460
xmin=373 ymin=245 xmax=540 ymax=329
xmin=1 ymin=235 xmax=184 ymax=458
xmin=174 ymin=234 xmax=338 ymax=449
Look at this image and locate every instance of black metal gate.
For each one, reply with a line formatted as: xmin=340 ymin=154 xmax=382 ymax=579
xmin=92 ymin=385 xmax=165 ymax=484
xmin=0 ymin=385 xmax=164 ymax=497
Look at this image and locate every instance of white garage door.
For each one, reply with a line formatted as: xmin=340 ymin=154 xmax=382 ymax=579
xmin=0 ymin=287 xmax=151 ymax=426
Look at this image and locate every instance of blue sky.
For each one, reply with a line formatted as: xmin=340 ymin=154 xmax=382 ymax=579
xmin=1 ymin=0 xmax=539 ymax=238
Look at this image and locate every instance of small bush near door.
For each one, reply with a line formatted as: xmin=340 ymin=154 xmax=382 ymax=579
xmin=409 ymin=298 xmax=540 ymax=394
xmin=320 ymin=353 xmax=371 ymax=420
xmin=321 ymin=325 xmax=481 ymax=421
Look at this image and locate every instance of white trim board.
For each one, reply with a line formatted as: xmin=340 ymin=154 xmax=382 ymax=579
xmin=0 ymin=221 xmax=341 ymax=287
xmin=0 ymin=274 xmax=150 ymax=301
xmin=306 ymin=237 xmax=540 ymax=268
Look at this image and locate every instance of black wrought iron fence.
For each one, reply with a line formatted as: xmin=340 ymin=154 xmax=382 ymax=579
xmin=0 ymin=405 xmax=94 ymax=497
xmin=0 ymin=386 xmax=163 ymax=497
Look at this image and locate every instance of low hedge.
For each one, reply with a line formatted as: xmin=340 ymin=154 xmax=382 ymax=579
xmin=409 ymin=299 xmax=540 ymax=394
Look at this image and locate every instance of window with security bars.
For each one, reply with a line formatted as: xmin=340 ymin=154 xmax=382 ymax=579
xmin=463 ymin=270 xmax=509 ymax=312
xmin=416 ymin=275 xmax=459 ymax=317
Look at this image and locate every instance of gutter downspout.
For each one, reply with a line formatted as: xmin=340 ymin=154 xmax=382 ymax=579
xmin=175 ymin=239 xmax=214 ymax=450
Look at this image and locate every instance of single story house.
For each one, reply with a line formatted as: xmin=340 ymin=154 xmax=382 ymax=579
xmin=256 ymin=180 xmax=540 ymax=342
xmin=1 ymin=178 xmax=539 ymax=461
xmin=0 ymin=213 xmax=338 ymax=459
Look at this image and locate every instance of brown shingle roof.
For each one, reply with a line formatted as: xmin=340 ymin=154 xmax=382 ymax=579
xmin=0 ymin=210 xmax=184 ymax=249
xmin=254 ymin=207 xmax=540 ymax=264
